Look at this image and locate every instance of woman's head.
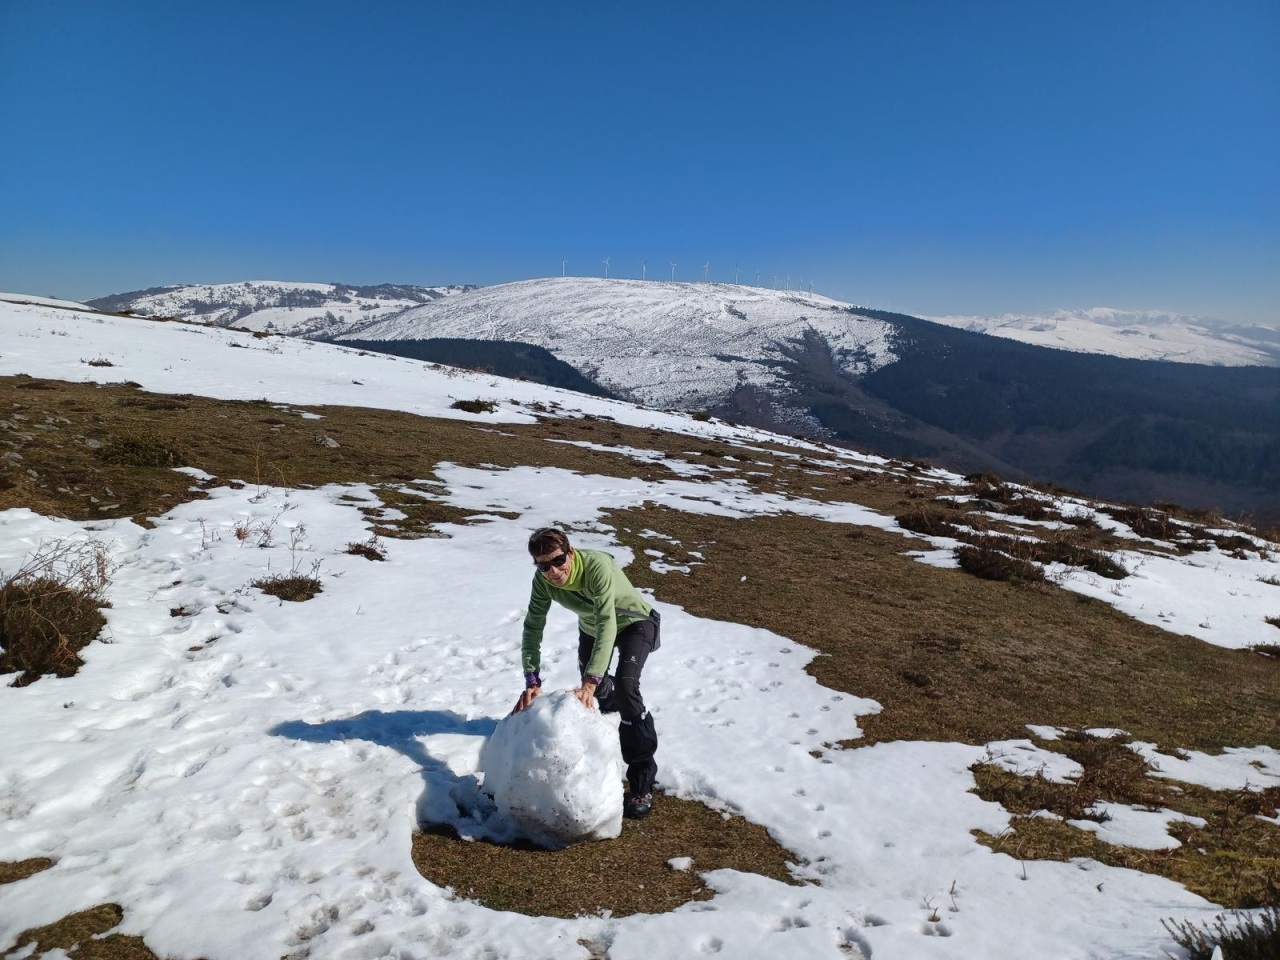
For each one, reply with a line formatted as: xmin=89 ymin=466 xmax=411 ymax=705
xmin=528 ymin=527 xmax=573 ymax=585
xmin=528 ymin=527 xmax=571 ymax=558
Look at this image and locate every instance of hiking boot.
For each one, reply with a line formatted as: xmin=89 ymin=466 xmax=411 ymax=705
xmin=623 ymin=792 xmax=652 ymax=820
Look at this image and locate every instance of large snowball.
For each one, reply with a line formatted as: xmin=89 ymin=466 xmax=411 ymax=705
xmin=479 ymin=690 xmax=624 ymax=848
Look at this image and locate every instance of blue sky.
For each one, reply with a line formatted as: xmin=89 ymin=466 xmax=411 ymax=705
xmin=1 ymin=1 xmax=1276 ymax=322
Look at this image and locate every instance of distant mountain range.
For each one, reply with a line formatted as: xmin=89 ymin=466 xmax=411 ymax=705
xmin=925 ymin=307 xmax=1280 ymax=367
xmin=86 ymin=280 xmax=475 ymax=339
xmin=85 ymin=278 xmax=1280 ymax=521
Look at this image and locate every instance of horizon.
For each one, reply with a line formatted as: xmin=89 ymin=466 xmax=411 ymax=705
xmin=1 ymin=1 xmax=1276 ymax=323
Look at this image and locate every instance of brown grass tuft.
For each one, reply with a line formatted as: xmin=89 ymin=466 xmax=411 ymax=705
xmin=96 ymin=431 xmax=185 ymax=468
xmin=251 ymin=574 xmax=322 ymax=602
xmin=2 ymin=902 xmax=162 ymax=959
xmin=955 ymin=543 xmax=1046 ymax=583
xmin=0 ymin=857 xmax=53 ymax=885
xmin=449 ymin=398 xmax=498 ymax=414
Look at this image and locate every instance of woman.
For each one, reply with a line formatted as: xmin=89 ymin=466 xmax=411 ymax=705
xmin=512 ymin=526 xmax=660 ymax=820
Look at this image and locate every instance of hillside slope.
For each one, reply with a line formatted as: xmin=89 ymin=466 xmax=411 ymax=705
xmin=342 ymin=277 xmax=897 ymax=421
xmin=2 ymin=296 xmax=1279 ymax=959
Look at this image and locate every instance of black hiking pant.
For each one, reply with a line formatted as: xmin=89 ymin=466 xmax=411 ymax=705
xmin=578 ymin=614 xmax=659 ymax=797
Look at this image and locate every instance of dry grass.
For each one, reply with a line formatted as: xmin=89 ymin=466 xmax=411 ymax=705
xmin=412 ymin=791 xmax=800 ymax=918
xmin=605 ymin=507 xmax=1280 ymax=751
xmin=0 ymin=857 xmax=53 ymax=885
xmin=345 ymin=536 xmax=387 ymax=561
xmin=1165 ymin=906 xmax=1280 ymax=960
xmin=6 ymin=374 xmax=1280 ymax=917
xmin=0 ymin=903 xmax=161 ymax=960
xmin=250 ymin=574 xmax=322 ymax=602
xmin=0 ymin=538 xmax=113 ymax=685
xmin=971 ymin=732 xmax=1280 ymax=907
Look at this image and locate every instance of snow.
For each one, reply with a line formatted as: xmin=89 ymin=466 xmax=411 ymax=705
xmin=0 ymin=291 xmax=92 ymax=310
xmin=338 ymin=277 xmax=900 ymax=412
xmin=87 ymin=280 xmax=467 ymax=338
xmin=478 ymin=690 xmax=625 ymax=847
xmin=1068 ymin=804 xmax=1206 ymax=850
xmin=923 ymin=307 xmax=1280 ymax=367
xmin=1 ymin=295 xmax=1277 ymax=958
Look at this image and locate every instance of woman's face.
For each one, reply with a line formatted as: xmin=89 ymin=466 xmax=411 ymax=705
xmin=534 ymin=546 xmax=573 ymax=587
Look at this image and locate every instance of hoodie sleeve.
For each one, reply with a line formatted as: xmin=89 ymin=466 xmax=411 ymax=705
xmin=520 ymin=573 xmax=551 ymax=674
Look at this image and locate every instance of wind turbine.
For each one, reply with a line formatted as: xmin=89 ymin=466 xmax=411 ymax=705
xmin=602 ymin=257 xmax=611 ymax=279
xmin=772 ymin=274 xmax=778 ymax=290
xmin=755 ymin=270 xmax=761 ymax=286
xmin=735 ymin=263 xmax=741 ymax=284
xmin=809 ymin=279 xmax=814 ymax=295
xmin=669 ymin=261 xmax=677 ymax=281
xmin=641 ymin=259 xmax=647 ymax=281
xmin=785 ymin=274 xmax=791 ymax=291
xmin=561 ymin=258 xmax=567 ymax=277
xmin=703 ymin=261 xmax=710 ymax=283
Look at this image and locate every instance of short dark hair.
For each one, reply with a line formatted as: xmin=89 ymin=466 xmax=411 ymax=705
xmin=527 ymin=526 xmax=571 ymax=557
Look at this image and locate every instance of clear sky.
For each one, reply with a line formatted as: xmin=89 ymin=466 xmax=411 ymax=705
xmin=1 ymin=1 xmax=1276 ymax=322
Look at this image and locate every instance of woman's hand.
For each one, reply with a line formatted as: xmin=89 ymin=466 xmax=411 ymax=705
xmin=571 ymin=680 xmax=598 ymax=711
xmin=511 ymin=686 xmax=542 ymax=715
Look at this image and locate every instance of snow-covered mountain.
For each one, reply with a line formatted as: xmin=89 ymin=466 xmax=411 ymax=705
xmin=339 ymin=277 xmax=898 ymax=414
xmin=91 ymin=279 xmax=1280 ymax=369
xmin=86 ymin=280 xmax=473 ymax=338
xmin=924 ymin=307 xmax=1280 ymax=367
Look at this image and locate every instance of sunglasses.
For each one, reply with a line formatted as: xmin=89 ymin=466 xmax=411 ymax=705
xmin=534 ymin=552 xmax=569 ymax=573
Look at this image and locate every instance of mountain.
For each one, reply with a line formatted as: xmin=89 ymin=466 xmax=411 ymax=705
xmin=86 ymin=280 xmax=474 ymax=338
xmin=924 ymin=307 xmax=1280 ymax=367
xmin=333 ymin=279 xmax=1280 ymax=522
xmin=339 ymin=278 xmax=898 ymax=425
xmin=89 ymin=278 xmax=1280 ymax=522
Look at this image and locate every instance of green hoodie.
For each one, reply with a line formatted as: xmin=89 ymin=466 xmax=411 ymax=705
xmin=521 ymin=548 xmax=653 ymax=679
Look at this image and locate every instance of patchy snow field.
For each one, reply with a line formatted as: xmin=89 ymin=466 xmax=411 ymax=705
xmin=2 ymin=298 xmax=1279 ymax=959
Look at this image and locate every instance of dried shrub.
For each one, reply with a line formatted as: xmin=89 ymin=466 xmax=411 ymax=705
xmin=1002 ymin=497 xmax=1053 ymax=522
xmin=895 ymin=505 xmax=962 ymax=538
xmin=1207 ymin=533 xmax=1259 ymax=554
xmin=1102 ymin=506 xmax=1179 ymax=541
xmin=971 ymin=763 xmax=1098 ymax=821
xmin=1164 ymin=907 xmax=1280 ymax=960
xmin=955 ymin=543 xmax=1044 ymax=583
xmin=1058 ymin=732 xmax=1157 ymax=802
xmin=96 ymin=431 xmax=186 ymax=468
xmin=0 ymin=539 xmax=114 ymax=685
xmin=1061 ymin=512 xmax=1101 ymax=530
xmin=1030 ymin=536 xmax=1128 ymax=580
xmin=450 ymin=399 xmax=498 ymax=414
xmin=346 ymin=536 xmax=387 ymax=561
xmin=251 ymin=575 xmax=322 ymax=602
